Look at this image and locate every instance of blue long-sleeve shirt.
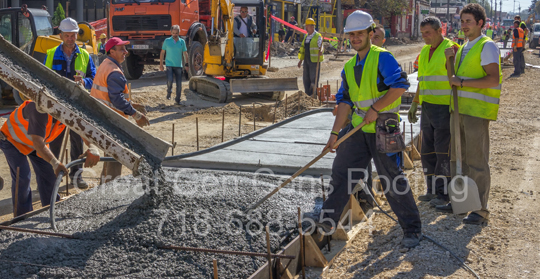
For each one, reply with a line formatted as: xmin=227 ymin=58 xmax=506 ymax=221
xmin=105 ymin=57 xmax=136 ymax=116
xmin=43 ymin=43 xmax=96 ymax=90
xmin=336 ymin=50 xmax=409 ymax=107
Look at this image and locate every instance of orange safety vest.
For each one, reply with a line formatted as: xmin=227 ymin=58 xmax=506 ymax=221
xmin=90 ymin=58 xmax=131 ymax=118
xmin=0 ymin=101 xmax=65 ymax=155
xmin=512 ymin=28 xmax=524 ymax=48
xmin=413 ymin=54 xmax=420 ymax=70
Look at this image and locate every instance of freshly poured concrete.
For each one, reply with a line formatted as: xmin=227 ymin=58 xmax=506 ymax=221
xmin=164 ymin=110 xmax=421 ymax=176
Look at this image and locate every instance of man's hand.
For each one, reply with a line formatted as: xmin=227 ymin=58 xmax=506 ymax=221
xmin=133 ymin=111 xmax=150 ymax=127
xmin=240 ymin=34 xmax=246 ymax=38
xmin=449 ymin=76 xmax=461 ymax=87
xmin=324 ymin=134 xmax=338 ymax=153
xmin=332 ymin=105 xmax=338 ymax=116
xmin=79 ymin=144 xmax=100 ymax=168
xmin=297 ymin=61 xmax=303 ymax=68
xmin=444 ymin=47 xmax=455 ymax=59
xmin=160 ymin=65 xmax=165 ymax=71
xmin=50 ymin=157 xmax=68 ymax=176
xmin=132 ymin=103 xmax=147 ymax=115
xmin=513 ymin=46 xmax=517 ymax=52
xmin=364 ymin=107 xmax=378 ymax=124
xmin=74 ymin=75 xmax=85 ymax=86
xmin=408 ymin=102 xmax=418 ymax=123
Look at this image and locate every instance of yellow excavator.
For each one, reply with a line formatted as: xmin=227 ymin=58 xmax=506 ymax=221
xmin=0 ymin=5 xmax=98 ymax=107
xmin=188 ymin=0 xmax=298 ymax=103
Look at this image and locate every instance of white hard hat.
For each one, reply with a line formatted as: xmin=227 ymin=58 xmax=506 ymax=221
xmin=344 ymin=10 xmax=375 ymax=33
xmin=59 ymin=17 xmax=79 ymax=33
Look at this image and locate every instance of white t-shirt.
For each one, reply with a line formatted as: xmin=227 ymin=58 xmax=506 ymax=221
xmin=238 ymin=18 xmax=249 ymax=37
xmin=458 ymin=35 xmax=500 ymax=67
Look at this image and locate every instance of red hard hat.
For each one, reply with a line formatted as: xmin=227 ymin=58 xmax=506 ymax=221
xmin=291 ymin=16 xmax=295 ymax=20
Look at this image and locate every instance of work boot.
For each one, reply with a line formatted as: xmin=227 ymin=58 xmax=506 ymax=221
xmin=71 ymin=176 xmax=89 ymax=190
xmin=401 ymin=232 xmax=422 ymax=248
xmin=463 ymin=212 xmax=488 ymax=225
xmin=429 ymin=198 xmax=448 ymax=207
xmin=314 ymin=221 xmax=335 ymax=235
xmin=435 ymin=203 xmax=453 ymax=213
xmin=509 ymin=73 xmax=521 ymax=78
xmin=418 ymin=193 xmax=437 ymax=201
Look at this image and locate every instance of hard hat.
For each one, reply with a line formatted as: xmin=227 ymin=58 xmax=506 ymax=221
xmin=100 ymin=33 xmax=107 ymax=39
xmin=344 ymin=10 xmax=375 ymax=33
xmin=59 ymin=17 xmax=79 ymax=33
xmin=305 ymin=18 xmax=316 ymax=26
xmin=290 ymin=16 xmax=295 ymax=20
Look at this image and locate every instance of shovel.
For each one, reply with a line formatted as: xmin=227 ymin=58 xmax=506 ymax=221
xmin=447 ymin=56 xmax=482 ymax=215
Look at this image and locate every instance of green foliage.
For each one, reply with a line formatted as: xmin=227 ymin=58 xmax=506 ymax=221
xmin=51 ymin=3 xmax=66 ymax=27
xmin=366 ymin=0 xmax=409 ymax=18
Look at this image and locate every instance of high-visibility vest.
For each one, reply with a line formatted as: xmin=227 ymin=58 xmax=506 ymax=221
xmin=299 ymin=32 xmax=324 ymax=62
xmin=413 ymin=54 xmax=419 ymax=70
xmin=0 ymin=101 xmax=65 ymax=155
xmin=512 ymin=28 xmax=524 ymax=48
xmin=90 ymin=58 xmax=131 ymax=118
xmin=486 ymin=29 xmax=493 ymax=38
xmin=454 ymin=36 xmax=502 ymax=121
xmin=520 ymin=21 xmax=528 ymax=41
xmin=45 ymin=45 xmax=90 ymax=77
xmin=331 ymin=37 xmax=339 ymax=49
xmin=418 ymin=38 xmax=458 ymax=106
xmin=458 ymin=30 xmax=465 ymax=39
xmin=345 ymin=45 xmax=401 ymax=133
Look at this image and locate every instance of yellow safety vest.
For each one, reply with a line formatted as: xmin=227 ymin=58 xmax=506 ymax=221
xmin=486 ymin=29 xmax=493 ymax=38
xmin=299 ymin=32 xmax=324 ymax=63
xmin=345 ymin=45 xmax=401 ymax=133
xmin=418 ymin=38 xmax=458 ymax=106
xmin=331 ymin=37 xmax=338 ymax=49
xmin=453 ymin=36 xmax=502 ymax=121
xmin=458 ymin=30 xmax=465 ymax=39
xmin=45 ymin=45 xmax=89 ymax=74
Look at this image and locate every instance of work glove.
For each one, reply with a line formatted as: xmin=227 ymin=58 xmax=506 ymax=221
xmin=133 ymin=111 xmax=150 ymax=127
xmin=408 ymin=102 xmax=418 ymax=123
xmin=79 ymin=144 xmax=101 ymax=168
xmin=50 ymin=157 xmax=68 ymax=176
xmin=132 ymin=103 xmax=148 ymax=115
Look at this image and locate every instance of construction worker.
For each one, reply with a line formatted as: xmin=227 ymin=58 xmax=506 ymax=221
xmin=413 ymin=54 xmax=419 ymax=72
xmin=331 ymin=36 xmax=339 ymax=49
xmin=457 ymin=29 xmax=465 ymax=45
xmin=510 ymin=20 xmax=525 ymax=77
xmin=98 ymin=33 xmax=107 ymax=55
xmin=44 ymin=17 xmax=97 ymax=190
xmin=91 ymin=37 xmax=150 ymax=184
xmin=233 ymin=6 xmax=257 ymax=58
xmin=408 ymin=17 xmax=459 ymax=206
xmin=486 ymin=25 xmax=493 ymax=39
xmin=320 ymin=10 xmax=422 ymax=248
xmin=371 ymin=24 xmax=386 ymax=48
xmin=501 ymin=29 xmax=508 ymax=48
xmin=515 ymin=15 xmax=528 ymax=74
xmin=297 ymin=18 xmax=323 ymax=96
xmin=440 ymin=3 xmax=501 ymax=225
xmin=0 ymin=101 xmax=100 ymax=216
xmin=284 ymin=16 xmax=298 ymax=43
xmin=278 ymin=24 xmax=286 ymax=42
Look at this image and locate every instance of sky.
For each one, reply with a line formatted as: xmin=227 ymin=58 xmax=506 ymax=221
xmin=498 ymin=0 xmax=535 ymax=14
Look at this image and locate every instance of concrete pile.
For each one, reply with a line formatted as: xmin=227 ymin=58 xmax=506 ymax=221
xmin=0 ymin=168 xmax=322 ymax=278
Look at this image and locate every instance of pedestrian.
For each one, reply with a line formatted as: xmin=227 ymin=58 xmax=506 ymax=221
xmin=159 ymin=25 xmax=188 ymax=105
xmin=44 ymin=17 xmax=96 ymax=190
xmin=98 ymin=33 xmax=107 ymax=55
xmin=408 ymin=17 xmax=459 ymax=207
xmin=440 ymin=3 xmax=502 ymax=225
xmin=278 ymin=24 xmax=285 ymax=42
xmin=318 ymin=10 xmax=422 ymax=248
xmin=91 ymin=37 xmax=150 ymax=184
xmin=284 ymin=16 xmax=297 ymax=43
xmin=297 ymin=18 xmax=323 ymax=96
xmin=510 ymin=20 xmax=525 ymax=77
xmin=0 ymin=101 xmax=100 ymax=216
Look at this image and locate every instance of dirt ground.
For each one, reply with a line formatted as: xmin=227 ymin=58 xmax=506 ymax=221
xmin=5 ymin=42 xmax=538 ymax=278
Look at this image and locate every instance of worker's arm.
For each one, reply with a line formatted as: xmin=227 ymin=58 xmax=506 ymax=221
xmin=444 ymin=44 xmax=500 ymax=89
xmin=159 ymin=49 xmax=166 ymax=71
xmin=182 ymin=39 xmax=189 ymax=68
xmin=82 ymin=55 xmax=97 ymax=90
xmin=80 ymin=138 xmax=100 ymax=168
xmin=30 ymin=134 xmax=67 ymax=175
xmin=107 ymin=72 xmax=150 ymax=127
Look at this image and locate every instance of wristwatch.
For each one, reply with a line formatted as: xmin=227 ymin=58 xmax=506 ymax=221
xmin=460 ymin=79 xmax=464 ymax=88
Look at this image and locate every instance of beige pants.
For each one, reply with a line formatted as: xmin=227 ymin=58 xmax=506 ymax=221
xmin=100 ymin=160 xmax=122 ymax=185
xmin=450 ymin=113 xmax=491 ymax=218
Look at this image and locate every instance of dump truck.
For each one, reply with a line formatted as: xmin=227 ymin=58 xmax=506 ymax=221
xmin=0 ymin=5 xmax=99 ymax=107
xmin=108 ymin=0 xmax=297 ymax=102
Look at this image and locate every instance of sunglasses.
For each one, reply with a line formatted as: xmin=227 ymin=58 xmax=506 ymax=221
xmin=241 ymin=11 xmax=248 ymax=13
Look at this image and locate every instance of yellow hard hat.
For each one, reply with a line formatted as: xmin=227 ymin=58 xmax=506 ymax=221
xmin=305 ymin=18 xmax=316 ymax=25
xmin=100 ymin=33 xmax=107 ymax=39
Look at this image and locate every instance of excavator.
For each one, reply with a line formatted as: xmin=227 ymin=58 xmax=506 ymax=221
xmin=188 ymin=0 xmax=298 ymax=103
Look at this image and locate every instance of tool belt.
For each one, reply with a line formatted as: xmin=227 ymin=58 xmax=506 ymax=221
xmin=375 ymin=113 xmax=405 ymax=153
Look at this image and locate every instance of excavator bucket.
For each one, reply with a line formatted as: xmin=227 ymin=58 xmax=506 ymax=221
xmin=0 ymin=35 xmax=171 ymax=172
xmin=230 ymin=77 xmax=298 ymax=94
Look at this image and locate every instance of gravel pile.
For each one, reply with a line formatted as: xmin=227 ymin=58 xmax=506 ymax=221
xmin=0 ymin=168 xmax=323 ymax=278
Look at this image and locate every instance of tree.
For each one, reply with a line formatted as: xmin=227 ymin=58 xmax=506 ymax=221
xmin=51 ymin=3 xmax=66 ymax=27
xmin=366 ymin=0 xmax=409 ymax=18
xmin=536 ymin=1 xmax=540 ymax=15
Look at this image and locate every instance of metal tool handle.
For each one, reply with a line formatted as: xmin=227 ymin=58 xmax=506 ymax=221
xmin=448 ymin=56 xmax=463 ymax=175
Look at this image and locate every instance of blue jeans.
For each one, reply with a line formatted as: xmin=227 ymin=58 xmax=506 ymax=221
xmin=166 ymin=66 xmax=183 ymax=103
xmin=0 ymin=139 xmax=60 ymax=216
xmin=322 ymin=123 xmax=422 ymax=234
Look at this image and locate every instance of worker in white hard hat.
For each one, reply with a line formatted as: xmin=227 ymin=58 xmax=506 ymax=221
xmin=297 ymin=18 xmax=323 ymax=96
xmin=98 ymin=33 xmax=108 ymax=54
xmin=318 ymin=10 xmax=422 ymax=248
xmin=45 ymin=17 xmax=97 ymax=190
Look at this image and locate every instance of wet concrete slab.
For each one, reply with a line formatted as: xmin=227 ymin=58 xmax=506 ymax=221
xmin=164 ymin=110 xmax=421 ymax=176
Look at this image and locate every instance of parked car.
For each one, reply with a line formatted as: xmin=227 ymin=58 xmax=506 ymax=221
xmin=530 ymin=23 xmax=540 ymax=49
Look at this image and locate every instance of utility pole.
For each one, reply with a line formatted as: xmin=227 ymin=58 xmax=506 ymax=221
xmin=519 ymin=3 xmax=521 ymax=17
xmin=500 ymin=0 xmax=502 ymax=22
xmin=491 ymin=0 xmax=493 ymax=19
xmin=446 ymin=0 xmax=450 ymax=35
